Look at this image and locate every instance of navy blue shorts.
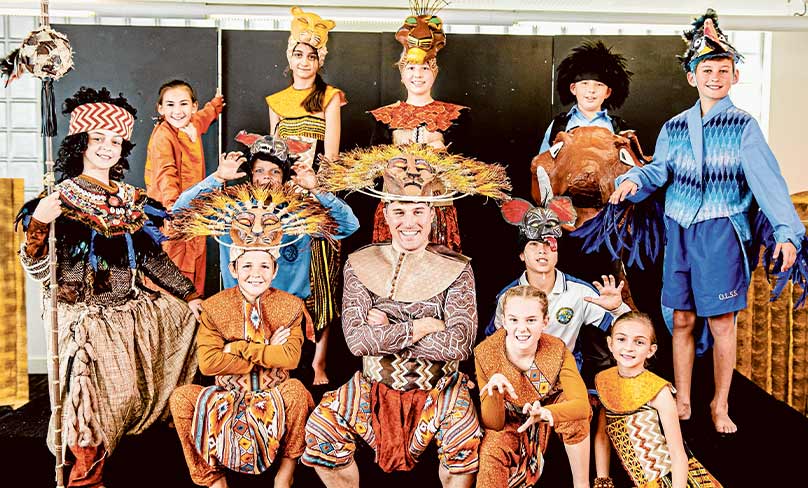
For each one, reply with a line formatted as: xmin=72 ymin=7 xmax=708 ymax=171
xmin=662 ymin=217 xmax=748 ymax=317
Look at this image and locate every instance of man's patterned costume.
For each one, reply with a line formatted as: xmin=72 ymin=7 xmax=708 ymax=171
xmin=302 ymin=243 xmax=482 ymax=474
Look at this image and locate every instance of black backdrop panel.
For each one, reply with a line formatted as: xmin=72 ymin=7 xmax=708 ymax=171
xmin=430 ymin=34 xmax=554 ymax=330
xmin=53 ymin=25 xmax=219 ymax=188
xmin=52 ymin=25 xmax=220 ymax=296
xmin=552 ymin=35 xmax=694 ymax=154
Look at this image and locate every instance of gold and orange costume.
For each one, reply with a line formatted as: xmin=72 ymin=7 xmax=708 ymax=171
xmin=475 ymin=330 xmax=591 ymax=488
xmin=170 ymin=287 xmax=314 ymax=485
xmin=595 ymin=368 xmax=722 ymax=488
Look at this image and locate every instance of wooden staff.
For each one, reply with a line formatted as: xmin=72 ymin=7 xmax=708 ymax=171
xmin=40 ymin=2 xmax=65 ymax=487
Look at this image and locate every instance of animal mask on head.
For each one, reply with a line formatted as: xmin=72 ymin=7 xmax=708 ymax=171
xmin=318 ymin=143 xmax=510 ymax=204
xmin=501 ymin=197 xmax=577 ymax=251
xmin=382 ymin=151 xmax=442 ymax=198
xmin=395 ymin=0 xmax=448 ymax=71
xmin=286 ymin=6 xmax=336 ymax=66
xmin=679 ymin=8 xmax=742 ymax=72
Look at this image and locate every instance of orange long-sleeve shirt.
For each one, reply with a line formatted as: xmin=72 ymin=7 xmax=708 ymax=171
xmin=144 ymin=97 xmax=223 ymax=294
xmin=196 ymin=287 xmax=306 ymax=377
xmin=144 ymin=97 xmax=223 ymax=209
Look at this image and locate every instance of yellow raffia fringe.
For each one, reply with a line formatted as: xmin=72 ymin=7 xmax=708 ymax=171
xmin=318 ymin=143 xmax=511 ymax=201
xmin=169 ymin=183 xmax=337 ymax=243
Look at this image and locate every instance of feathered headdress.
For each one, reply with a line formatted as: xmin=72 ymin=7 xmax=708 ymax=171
xmin=170 ymin=184 xmax=336 ymax=260
xmin=679 ymin=9 xmax=742 ymax=72
xmin=501 ymin=197 xmax=577 ymax=250
xmin=318 ymin=143 xmax=511 ymax=203
xmin=556 ymin=40 xmax=632 ymax=110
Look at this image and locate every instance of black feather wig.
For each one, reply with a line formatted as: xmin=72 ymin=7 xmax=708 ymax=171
xmin=555 ymin=40 xmax=632 ymax=110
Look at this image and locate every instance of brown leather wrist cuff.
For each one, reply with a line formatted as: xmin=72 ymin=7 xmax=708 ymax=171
xmin=25 ymin=217 xmax=50 ymax=259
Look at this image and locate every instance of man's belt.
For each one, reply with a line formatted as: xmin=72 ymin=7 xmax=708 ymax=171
xmin=215 ymin=367 xmax=289 ymax=391
xmin=362 ymin=355 xmax=459 ymax=391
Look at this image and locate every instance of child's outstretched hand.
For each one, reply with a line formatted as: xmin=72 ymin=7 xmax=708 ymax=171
xmin=774 ymin=241 xmax=798 ymax=272
xmin=517 ymin=400 xmax=554 ymax=432
xmin=609 ymin=180 xmax=638 ymax=204
xmin=213 ymin=151 xmax=247 ymax=183
xmin=481 ymin=373 xmax=517 ymax=401
xmin=584 ymin=274 xmax=625 ymax=311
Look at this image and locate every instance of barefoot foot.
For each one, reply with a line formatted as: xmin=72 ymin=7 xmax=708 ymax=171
xmin=313 ymin=362 xmax=329 ymax=385
xmin=711 ymin=402 xmax=737 ymax=434
xmin=676 ymin=397 xmax=691 ymax=421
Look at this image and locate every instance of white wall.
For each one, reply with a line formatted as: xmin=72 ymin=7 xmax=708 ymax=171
xmin=769 ymin=32 xmax=808 ymax=194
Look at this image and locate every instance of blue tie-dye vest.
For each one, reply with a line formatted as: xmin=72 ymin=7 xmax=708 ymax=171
xmin=664 ymin=106 xmax=754 ymax=228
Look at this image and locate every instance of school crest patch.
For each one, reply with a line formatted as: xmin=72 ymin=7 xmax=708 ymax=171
xmin=556 ymin=307 xmax=574 ymax=324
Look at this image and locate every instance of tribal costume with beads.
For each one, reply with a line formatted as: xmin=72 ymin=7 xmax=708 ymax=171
xmin=169 ymin=287 xmax=315 ymax=485
xmin=17 ymin=174 xmax=199 ymax=472
xmin=595 ymin=368 xmax=722 ymax=487
xmin=302 ymin=243 xmax=482 ymax=474
xmin=475 ymin=330 xmax=591 ymax=488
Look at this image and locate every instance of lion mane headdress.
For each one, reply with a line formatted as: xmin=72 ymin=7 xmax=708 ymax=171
xmin=170 ymin=184 xmax=336 ymax=261
xmin=318 ymin=143 xmax=510 ymax=203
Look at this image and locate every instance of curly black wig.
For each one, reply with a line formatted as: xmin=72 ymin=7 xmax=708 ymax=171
xmin=556 ymin=40 xmax=632 ymax=110
xmin=55 ymin=86 xmax=137 ymax=183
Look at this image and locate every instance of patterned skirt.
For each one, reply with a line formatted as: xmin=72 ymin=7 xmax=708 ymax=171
xmin=192 ymin=370 xmax=288 ymax=474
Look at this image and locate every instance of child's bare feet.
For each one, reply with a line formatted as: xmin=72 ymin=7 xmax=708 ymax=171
xmin=313 ymin=360 xmax=329 ymax=385
xmin=710 ymin=401 xmax=737 ymax=434
xmin=675 ymin=396 xmax=691 ymax=420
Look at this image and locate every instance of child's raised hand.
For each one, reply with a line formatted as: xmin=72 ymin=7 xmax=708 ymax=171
xmin=269 ymin=326 xmax=291 ymax=346
xmin=517 ymin=400 xmax=554 ymax=432
xmin=213 ymin=151 xmax=247 ymax=182
xmin=584 ymin=274 xmax=625 ymax=311
xmin=291 ymin=162 xmax=318 ymax=191
xmin=481 ymin=373 xmax=517 ymax=401
xmin=608 ymin=180 xmax=638 ymax=204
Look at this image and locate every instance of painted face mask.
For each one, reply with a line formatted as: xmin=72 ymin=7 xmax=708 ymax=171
xmin=382 ymin=152 xmax=441 ymax=197
xmin=501 ymin=197 xmax=577 ymax=250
